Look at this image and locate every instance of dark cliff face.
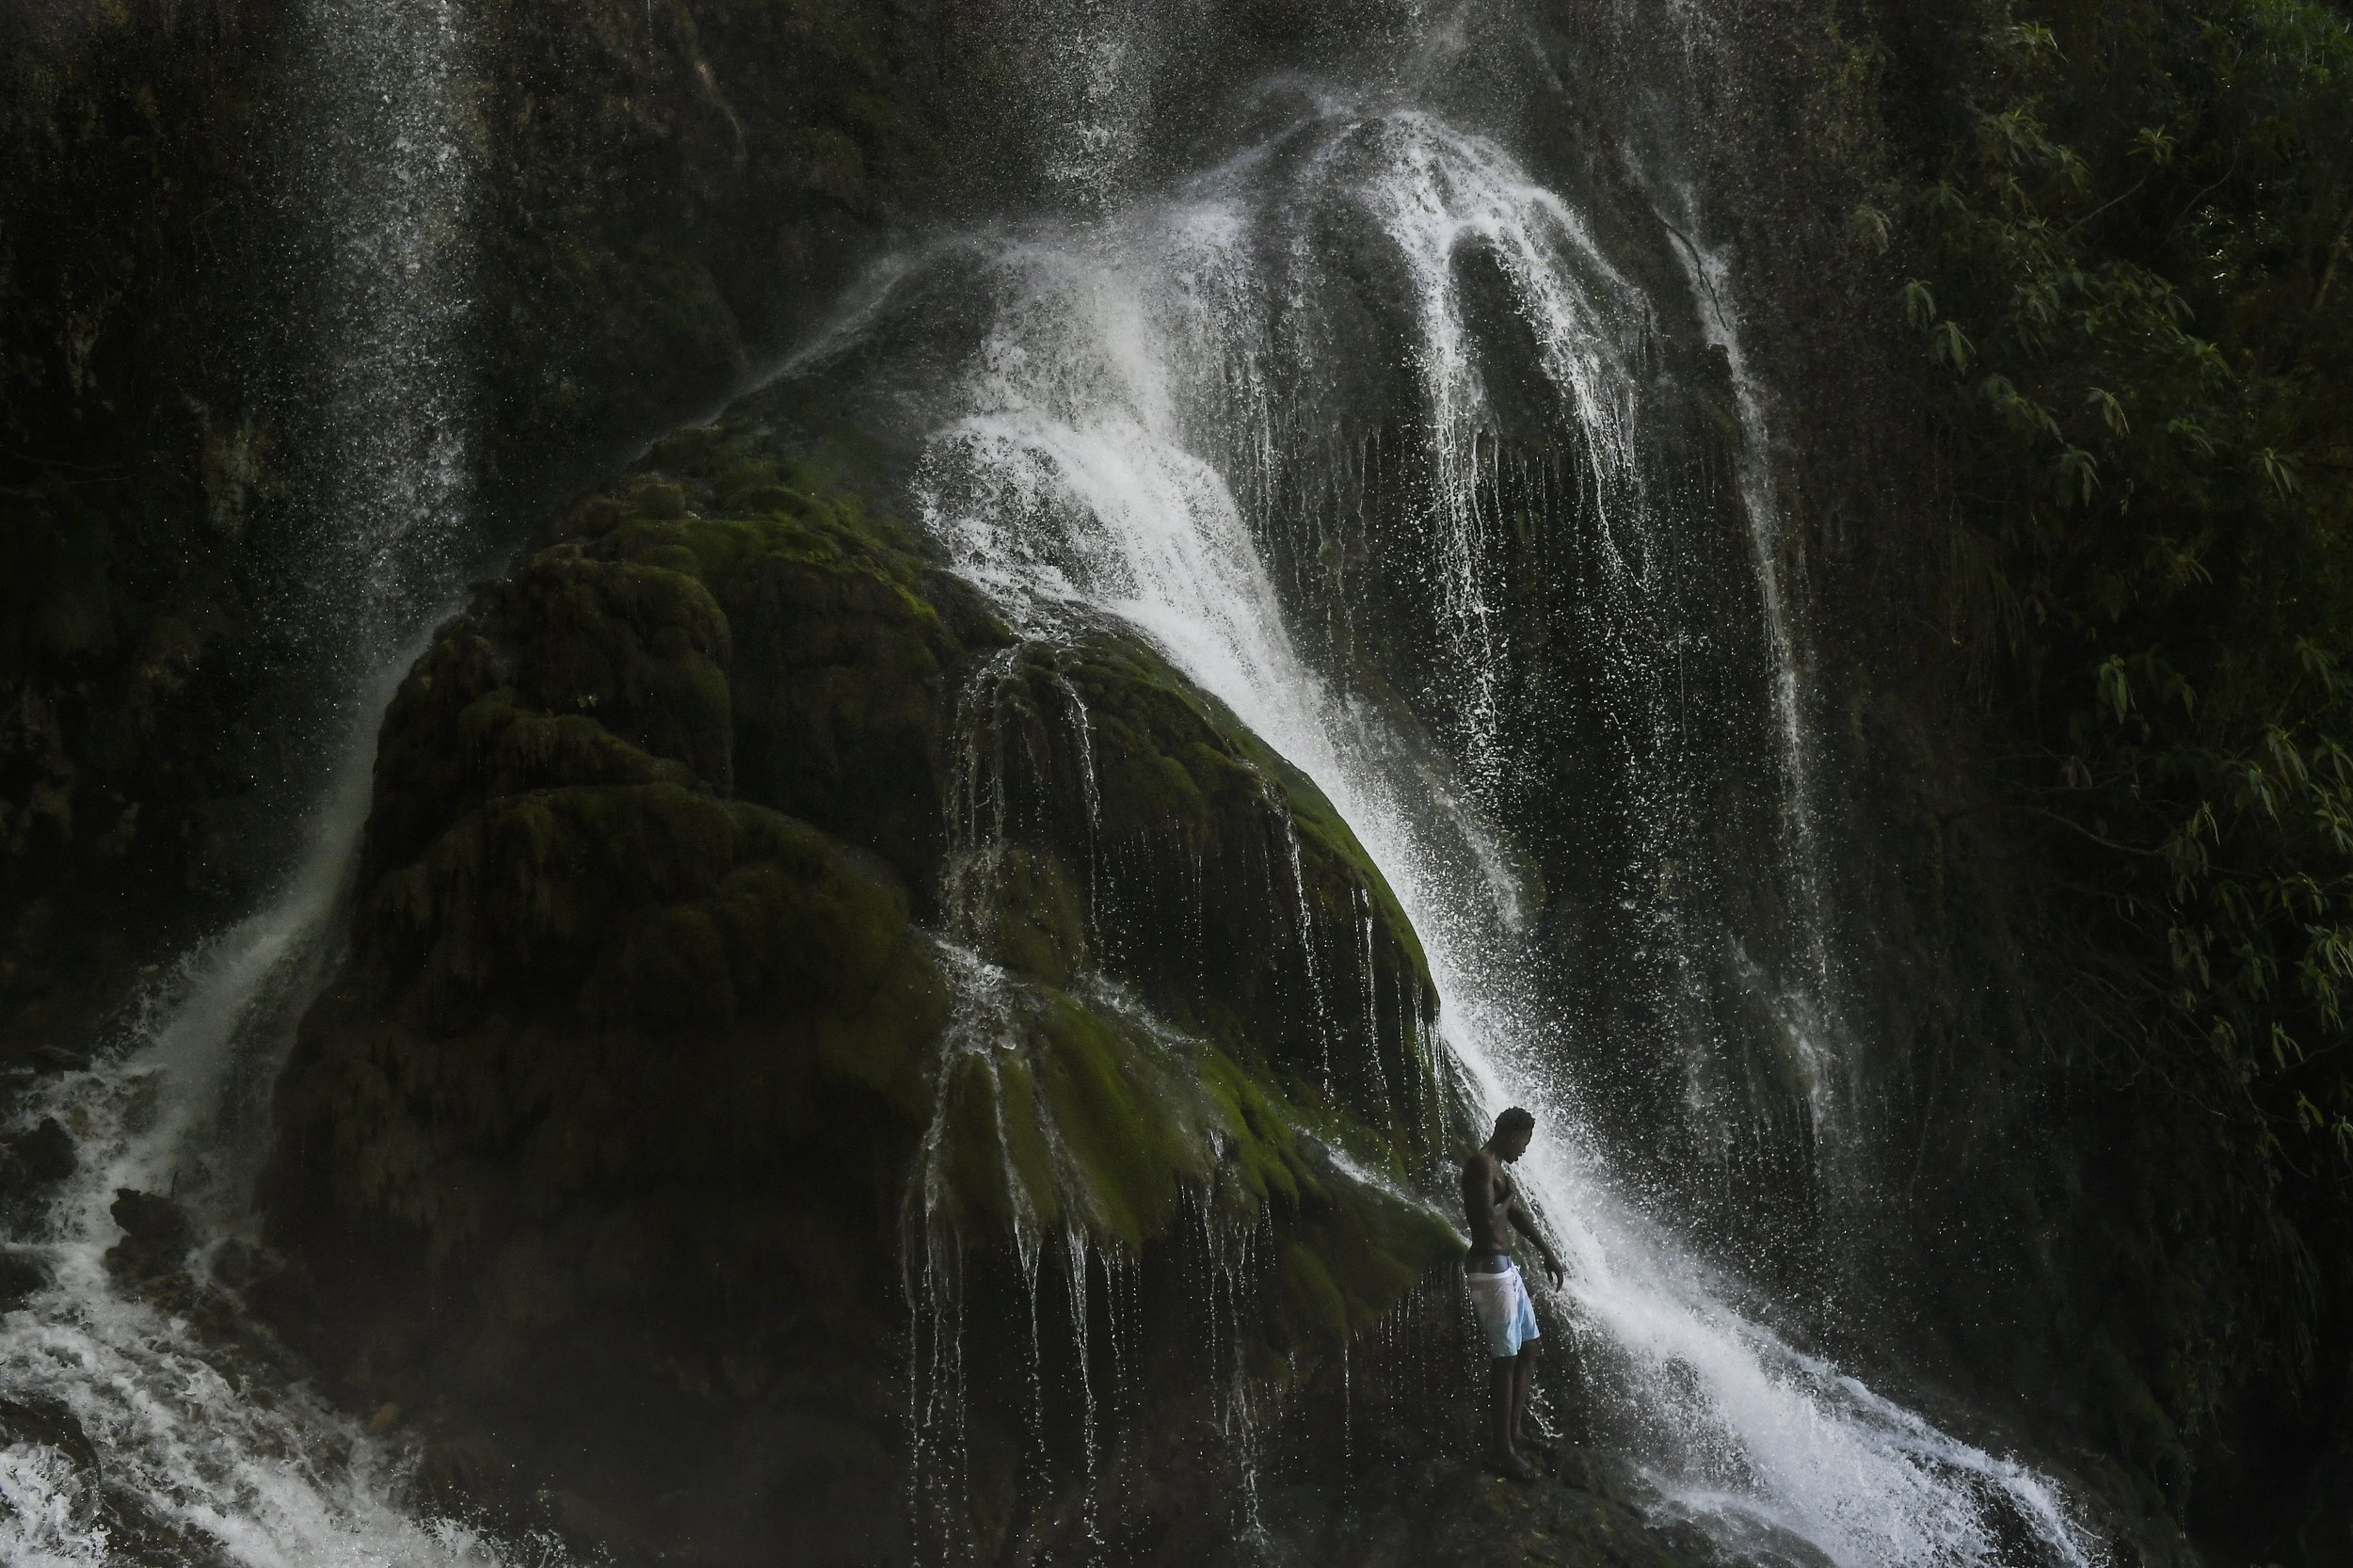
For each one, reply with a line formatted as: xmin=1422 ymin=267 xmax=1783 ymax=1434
xmin=2 ymin=1 xmax=296 ymax=1062
xmin=0 ymin=0 xmax=938 ymax=1064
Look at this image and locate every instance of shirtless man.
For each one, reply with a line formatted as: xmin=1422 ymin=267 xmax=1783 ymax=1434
xmin=1461 ymin=1106 xmax=1565 ymax=1481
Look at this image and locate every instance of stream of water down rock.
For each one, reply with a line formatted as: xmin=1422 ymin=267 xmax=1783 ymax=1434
xmin=2 ymin=4 xmax=2117 ymax=1566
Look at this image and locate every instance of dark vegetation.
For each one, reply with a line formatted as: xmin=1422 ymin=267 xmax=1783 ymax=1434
xmin=1816 ymin=0 xmax=2353 ymax=1554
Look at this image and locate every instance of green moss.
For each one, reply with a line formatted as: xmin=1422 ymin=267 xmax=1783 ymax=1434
xmin=992 ymin=1055 xmax=1058 ymax=1220
xmin=493 ymin=548 xmax=737 ymax=791
xmin=901 ymin=950 xmax=1460 ymax=1357
xmin=613 ymin=904 xmax=736 ymax=1034
xmin=1197 ymin=1048 xmax=1309 ymax=1206
xmin=625 ymin=477 xmax=689 ymax=520
xmin=968 ymin=845 xmax=1085 ymax=984
xmin=1032 ymin=993 xmax=1199 ymax=1245
xmin=1280 ymin=1242 xmax=1351 ymax=1343
xmin=285 ymin=764 xmax=955 ymax=1272
xmin=936 ymin=1051 xmax=1024 ymax=1230
xmin=279 ymin=402 xmax=1462 ymax=1488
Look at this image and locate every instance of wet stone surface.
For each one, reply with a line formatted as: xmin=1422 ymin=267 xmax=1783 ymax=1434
xmin=249 ymin=412 xmax=1468 ymax=1567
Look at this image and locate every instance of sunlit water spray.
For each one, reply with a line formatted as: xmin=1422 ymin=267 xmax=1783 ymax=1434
xmin=846 ymin=94 xmax=2109 ymax=1568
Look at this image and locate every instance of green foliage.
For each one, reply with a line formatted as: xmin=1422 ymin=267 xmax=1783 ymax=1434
xmin=1877 ymin=0 xmax=2353 ymax=1502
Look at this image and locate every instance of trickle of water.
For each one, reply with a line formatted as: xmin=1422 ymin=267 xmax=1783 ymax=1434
xmin=901 ymin=950 xmax=1018 ymax=1565
xmin=1353 ymin=888 xmax=1396 ymax=1121
xmin=1348 ymin=115 xmax=1655 ymax=785
xmin=942 ymin=647 xmax=1028 ymax=945
xmin=1656 ymin=194 xmax=1848 ymax=1132
xmin=1061 ymin=1228 xmax=1106 ymax=1560
xmin=1265 ymin=785 xmax=1336 ymax=1096
xmin=1192 ymin=1192 xmax=1270 ymax=1552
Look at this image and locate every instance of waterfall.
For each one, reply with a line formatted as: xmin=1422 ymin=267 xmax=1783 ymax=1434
xmin=293 ymin=0 xmax=480 ymax=651
xmin=0 ymin=5 xmax=554 ymax=1563
xmin=0 ymin=666 xmax=528 ymax=1568
xmin=0 ymin=2 xmax=2141 ymax=1561
xmin=1657 ymin=199 xmax=1849 ymax=1136
xmin=825 ymin=88 xmax=2109 ymax=1568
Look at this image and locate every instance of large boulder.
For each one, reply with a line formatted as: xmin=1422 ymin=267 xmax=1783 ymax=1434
xmin=260 ymin=409 xmax=1463 ymax=1566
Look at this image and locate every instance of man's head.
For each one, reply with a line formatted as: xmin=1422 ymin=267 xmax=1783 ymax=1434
xmin=1490 ymin=1106 xmax=1535 ymax=1160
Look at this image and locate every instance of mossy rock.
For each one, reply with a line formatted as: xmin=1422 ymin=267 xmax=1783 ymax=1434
xmin=277 ymin=780 xmax=950 ymax=1252
xmin=502 ymin=407 xmax=1444 ymax=1144
xmin=364 ymin=440 xmax=1004 ymax=902
xmin=264 ymin=407 xmax=1465 ymax=1568
xmin=912 ymin=957 xmax=1460 ymax=1352
xmin=293 ymin=404 xmax=1450 ymax=1275
xmin=933 ymin=635 xmax=1442 ymax=1146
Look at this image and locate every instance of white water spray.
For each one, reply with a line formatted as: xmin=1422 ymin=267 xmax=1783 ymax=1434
xmin=0 ymin=670 xmax=564 ymax=1568
xmin=295 ymin=0 xmax=479 ymax=640
xmin=874 ymin=94 xmax=2106 ymax=1568
xmin=0 ymin=4 xmax=565 ymax=1562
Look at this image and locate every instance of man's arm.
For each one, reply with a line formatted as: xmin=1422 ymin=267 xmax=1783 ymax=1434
xmin=1507 ymin=1194 xmax=1565 ymax=1288
xmin=1460 ymin=1156 xmax=1490 ymax=1237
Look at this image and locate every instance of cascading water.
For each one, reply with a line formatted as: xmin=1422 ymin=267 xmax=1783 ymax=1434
xmin=294 ymin=0 xmax=481 ymax=652
xmin=0 ymin=668 xmax=539 ymax=1568
xmin=0 ymin=5 xmax=559 ymax=1564
xmin=1 ymin=1 xmax=2153 ymax=1561
xmin=800 ymin=81 xmax=2110 ymax=1568
xmin=1656 ymin=198 xmax=1849 ymax=1138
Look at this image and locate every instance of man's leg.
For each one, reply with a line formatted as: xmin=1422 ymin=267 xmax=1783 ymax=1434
xmin=1489 ymin=1353 xmax=1517 ymax=1460
xmin=1512 ymin=1343 xmax=1538 ymax=1450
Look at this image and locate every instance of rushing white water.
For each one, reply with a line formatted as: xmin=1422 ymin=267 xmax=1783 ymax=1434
xmin=0 ymin=669 xmax=567 ymax=1568
xmin=0 ymin=4 xmax=558 ymax=1563
xmin=874 ymin=93 xmax=2107 ymax=1568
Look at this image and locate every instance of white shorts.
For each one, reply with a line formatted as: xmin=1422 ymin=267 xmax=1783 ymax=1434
xmin=1466 ymin=1260 xmax=1540 ymax=1358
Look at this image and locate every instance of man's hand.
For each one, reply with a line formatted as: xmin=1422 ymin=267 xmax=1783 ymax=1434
xmin=1505 ymin=1198 xmax=1565 ymax=1288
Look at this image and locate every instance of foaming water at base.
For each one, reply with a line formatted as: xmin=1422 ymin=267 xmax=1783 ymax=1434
xmin=0 ymin=660 xmax=573 ymax=1568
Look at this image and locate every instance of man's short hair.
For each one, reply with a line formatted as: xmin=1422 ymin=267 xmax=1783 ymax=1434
xmin=1495 ymin=1106 xmax=1535 ymax=1136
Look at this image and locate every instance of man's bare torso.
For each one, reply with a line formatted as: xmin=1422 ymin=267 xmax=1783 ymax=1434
xmin=1462 ymin=1148 xmax=1517 ymax=1256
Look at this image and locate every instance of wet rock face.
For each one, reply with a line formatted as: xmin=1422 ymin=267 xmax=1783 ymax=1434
xmin=2 ymin=1117 xmax=76 ymax=1187
xmin=261 ymin=407 xmax=1462 ymax=1566
xmin=0 ymin=0 xmax=941 ymax=1073
xmin=104 ymin=1189 xmax=194 ymax=1284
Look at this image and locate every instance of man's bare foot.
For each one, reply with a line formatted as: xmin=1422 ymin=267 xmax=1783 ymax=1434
xmin=1485 ymin=1449 xmax=1538 ymax=1483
